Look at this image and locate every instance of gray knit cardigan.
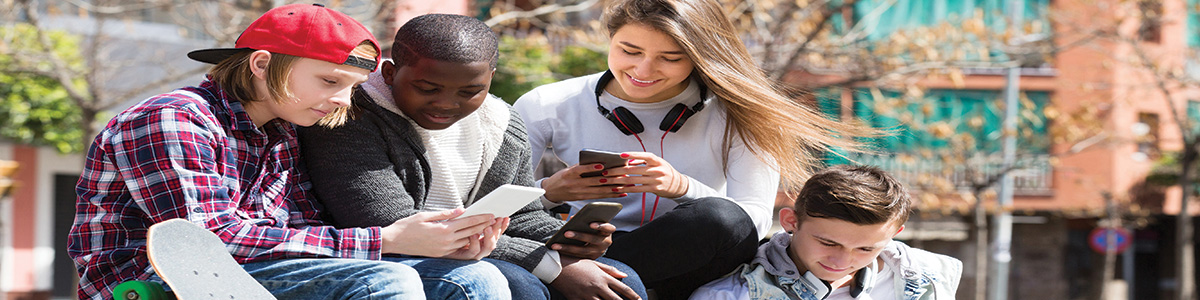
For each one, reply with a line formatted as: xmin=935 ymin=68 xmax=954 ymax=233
xmin=298 ymin=88 xmax=563 ymax=271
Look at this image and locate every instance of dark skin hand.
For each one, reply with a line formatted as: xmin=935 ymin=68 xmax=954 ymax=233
xmin=550 ymin=222 xmax=617 ymax=259
xmin=550 ymin=256 xmax=641 ymax=300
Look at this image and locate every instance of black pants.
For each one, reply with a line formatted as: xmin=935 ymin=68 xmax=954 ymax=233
xmin=603 ymin=197 xmax=759 ymax=300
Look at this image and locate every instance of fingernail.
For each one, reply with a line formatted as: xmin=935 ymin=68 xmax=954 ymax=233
xmin=594 ymin=164 xmax=604 ymax=169
xmin=565 ymin=231 xmax=574 ymax=238
xmin=599 ymin=178 xmax=608 ymax=183
xmin=627 ymin=159 xmax=635 ymax=163
xmin=619 ymin=193 xmax=628 ymax=197
xmin=620 ymin=153 xmax=630 ymax=158
xmin=551 ymin=244 xmax=561 ymax=250
xmin=612 ymin=188 xmax=620 ymax=192
xmin=602 ymin=171 xmax=609 ymax=176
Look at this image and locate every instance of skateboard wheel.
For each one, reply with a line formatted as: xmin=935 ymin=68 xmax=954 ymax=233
xmin=112 ymin=280 xmax=171 ymax=300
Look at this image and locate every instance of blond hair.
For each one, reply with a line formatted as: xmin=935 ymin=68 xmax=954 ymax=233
xmin=603 ymin=0 xmax=877 ymax=190
xmin=206 ymin=41 xmax=379 ymax=127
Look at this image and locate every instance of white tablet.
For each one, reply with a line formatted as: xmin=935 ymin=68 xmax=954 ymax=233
xmin=457 ymin=184 xmax=546 ymax=219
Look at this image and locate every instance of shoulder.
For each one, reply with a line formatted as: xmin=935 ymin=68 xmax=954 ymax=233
xmin=108 ymin=88 xmax=221 ymax=132
xmin=479 ymin=94 xmax=515 ymax=123
xmin=513 ymin=72 xmax=603 ymax=112
xmin=134 ymin=88 xmax=216 ymax=116
xmin=473 ymin=94 xmax=526 ymax=137
xmin=301 ymin=92 xmax=411 ymax=146
xmin=885 ymin=240 xmax=962 ymax=282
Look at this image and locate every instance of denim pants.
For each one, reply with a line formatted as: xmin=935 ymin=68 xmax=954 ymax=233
xmin=239 ymin=258 xmax=426 ymax=299
xmin=604 ymin=197 xmax=760 ymax=300
xmin=381 ymin=256 xmax=511 ymax=299
xmin=204 ymin=256 xmax=507 ymax=299
xmin=487 ymin=257 xmax=648 ymax=300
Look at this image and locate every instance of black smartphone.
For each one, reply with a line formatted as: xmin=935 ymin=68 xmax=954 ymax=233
xmin=579 ymin=148 xmax=628 ymax=178
xmin=545 ymin=202 xmax=623 ymax=247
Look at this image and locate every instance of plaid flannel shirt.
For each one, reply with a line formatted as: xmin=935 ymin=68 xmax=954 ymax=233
xmin=67 ymin=79 xmax=382 ymax=300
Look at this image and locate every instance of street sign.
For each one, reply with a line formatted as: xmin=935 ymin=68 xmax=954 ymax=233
xmin=1089 ymin=227 xmax=1131 ymax=254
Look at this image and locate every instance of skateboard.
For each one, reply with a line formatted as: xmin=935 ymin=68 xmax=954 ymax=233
xmin=144 ymin=218 xmax=276 ymax=300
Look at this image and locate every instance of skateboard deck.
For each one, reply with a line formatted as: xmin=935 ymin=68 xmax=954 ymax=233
xmin=146 ymin=219 xmax=276 ymax=300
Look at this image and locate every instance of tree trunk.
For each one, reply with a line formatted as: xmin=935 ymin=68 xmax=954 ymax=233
xmin=974 ymin=190 xmax=989 ymax=300
xmin=80 ymin=108 xmax=98 ymax=150
xmin=1101 ymin=192 xmax=1118 ymax=300
xmin=1178 ymin=143 xmax=1196 ymax=300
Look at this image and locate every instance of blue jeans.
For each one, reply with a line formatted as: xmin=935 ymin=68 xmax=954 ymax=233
xmin=383 ymin=256 xmax=511 ymax=300
xmin=488 ymin=257 xmax=648 ymax=300
xmin=149 ymin=257 xmax=507 ymax=299
xmin=240 ymin=258 xmax=425 ymax=299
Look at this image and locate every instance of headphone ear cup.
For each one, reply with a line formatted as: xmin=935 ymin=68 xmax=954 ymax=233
xmin=659 ymin=103 xmax=696 ymax=132
xmin=607 ymin=106 xmax=644 ymax=135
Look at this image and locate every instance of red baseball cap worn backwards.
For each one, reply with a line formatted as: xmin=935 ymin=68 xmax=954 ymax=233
xmin=187 ymin=3 xmax=380 ymax=71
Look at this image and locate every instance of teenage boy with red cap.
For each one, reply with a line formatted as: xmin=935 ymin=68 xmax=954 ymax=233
xmin=68 ymin=4 xmax=508 ymax=300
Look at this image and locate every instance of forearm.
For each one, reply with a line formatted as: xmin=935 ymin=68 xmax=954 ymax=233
xmin=215 ymin=217 xmax=384 ymax=262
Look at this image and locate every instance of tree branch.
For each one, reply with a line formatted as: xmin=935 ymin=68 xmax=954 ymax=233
xmin=108 ymin=65 xmax=209 ymax=110
xmin=1122 ymin=34 xmax=1192 ymax=144
xmin=484 ymin=0 xmax=601 ymax=27
xmin=772 ymin=1 xmax=842 ymax=81
xmin=19 ymin=0 xmax=90 ymax=106
xmin=61 ymin=0 xmax=175 ymax=14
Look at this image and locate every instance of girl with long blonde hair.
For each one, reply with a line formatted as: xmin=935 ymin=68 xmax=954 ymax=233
xmin=514 ymin=0 xmax=873 ymax=298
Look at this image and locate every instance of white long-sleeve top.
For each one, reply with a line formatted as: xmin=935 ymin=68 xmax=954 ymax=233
xmin=514 ymin=72 xmax=777 ymax=239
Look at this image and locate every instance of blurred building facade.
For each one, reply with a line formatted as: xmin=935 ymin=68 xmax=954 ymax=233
xmin=781 ymin=0 xmax=1200 ymax=299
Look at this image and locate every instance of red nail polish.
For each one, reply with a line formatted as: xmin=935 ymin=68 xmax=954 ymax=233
xmin=599 ymin=178 xmax=608 ymax=183
xmin=594 ymin=164 xmax=604 ymax=169
xmin=620 ymin=153 xmax=630 ymax=158
xmin=619 ymin=193 xmax=628 ymax=197
xmin=612 ymin=188 xmax=620 ymax=192
xmin=602 ymin=171 xmax=609 ymax=176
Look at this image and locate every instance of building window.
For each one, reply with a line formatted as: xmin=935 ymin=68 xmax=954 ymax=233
xmin=1134 ymin=112 xmax=1161 ymax=161
xmin=1140 ymin=0 xmax=1163 ymax=43
xmin=849 ymin=0 xmax=1052 ymax=64
xmin=851 ymin=0 xmax=1050 ymax=40
xmin=851 ymin=89 xmax=1050 ymax=154
xmin=1187 ymin=101 xmax=1200 ymax=138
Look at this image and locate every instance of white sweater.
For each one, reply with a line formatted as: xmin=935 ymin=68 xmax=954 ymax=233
xmin=514 ymin=72 xmax=777 ymax=238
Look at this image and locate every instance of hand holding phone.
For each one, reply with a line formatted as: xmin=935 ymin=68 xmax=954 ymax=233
xmin=579 ymin=148 xmax=628 ymax=178
xmin=545 ymin=202 xmax=623 ymax=247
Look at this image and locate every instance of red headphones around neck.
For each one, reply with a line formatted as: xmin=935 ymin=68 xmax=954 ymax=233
xmin=593 ymin=70 xmax=708 ymax=135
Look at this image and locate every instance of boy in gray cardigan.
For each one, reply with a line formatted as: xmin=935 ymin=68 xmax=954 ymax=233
xmin=691 ymin=165 xmax=961 ymax=300
xmin=298 ymin=14 xmax=645 ymax=300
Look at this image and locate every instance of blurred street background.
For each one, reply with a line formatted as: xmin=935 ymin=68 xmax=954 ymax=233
xmin=2 ymin=0 xmax=1199 ymax=299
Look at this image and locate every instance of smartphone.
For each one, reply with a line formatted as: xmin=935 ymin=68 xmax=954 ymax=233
xmin=579 ymin=148 xmax=628 ymax=178
xmin=545 ymin=202 xmax=623 ymax=247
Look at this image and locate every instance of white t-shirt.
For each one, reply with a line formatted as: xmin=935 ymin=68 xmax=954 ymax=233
xmin=828 ymin=258 xmax=898 ymax=300
xmin=514 ymin=72 xmax=778 ymax=238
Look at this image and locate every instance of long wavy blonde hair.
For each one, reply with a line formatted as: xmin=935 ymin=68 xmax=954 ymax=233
xmin=603 ymin=0 xmax=878 ymax=190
